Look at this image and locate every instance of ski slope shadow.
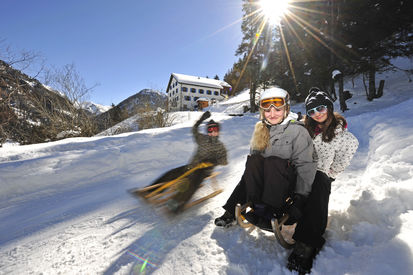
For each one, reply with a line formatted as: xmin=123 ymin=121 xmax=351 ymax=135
xmin=317 ymin=188 xmax=413 ymax=274
xmin=0 ymin=174 xmax=128 ymax=246
xmin=211 ymin=223 xmax=290 ymax=274
xmin=103 ymin=204 xmax=212 ymax=275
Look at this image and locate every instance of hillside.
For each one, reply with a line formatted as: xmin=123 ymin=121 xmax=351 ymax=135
xmin=0 ymin=60 xmax=168 ymax=145
xmin=0 ymin=59 xmax=82 ymax=145
xmin=94 ymin=89 xmax=167 ymax=133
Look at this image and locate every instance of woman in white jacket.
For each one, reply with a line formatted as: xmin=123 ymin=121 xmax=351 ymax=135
xmin=288 ymin=88 xmax=359 ymax=274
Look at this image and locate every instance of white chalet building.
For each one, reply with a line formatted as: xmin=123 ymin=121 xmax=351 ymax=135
xmin=166 ymin=73 xmax=232 ymax=111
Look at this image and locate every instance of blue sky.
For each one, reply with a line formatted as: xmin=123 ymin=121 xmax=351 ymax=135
xmin=2 ymin=0 xmax=243 ymax=106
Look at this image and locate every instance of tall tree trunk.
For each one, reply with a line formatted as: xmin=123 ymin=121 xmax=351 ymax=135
xmin=250 ymin=81 xmax=257 ymax=113
xmin=376 ymin=79 xmax=385 ymax=98
xmin=330 ymin=79 xmax=337 ymax=101
xmin=362 ymin=73 xmax=369 ymax=97
xmin=367 ymin=62 xmax=376 ymax=101
xmin=338 ymin=74 xmax=348 ymax=112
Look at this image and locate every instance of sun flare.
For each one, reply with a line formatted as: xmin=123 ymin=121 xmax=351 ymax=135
xmin=259 ymin=0 xmax=291 ymax=25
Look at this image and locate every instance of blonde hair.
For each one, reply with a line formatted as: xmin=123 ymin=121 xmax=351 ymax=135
xmin=251 ymin=105 xmax=290 ymax=151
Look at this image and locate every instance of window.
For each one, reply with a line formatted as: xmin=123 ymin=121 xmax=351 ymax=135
xmin=176 ymin=88 xmax=178 ymax=94
xmin=184 ymin=96 xmax=191 ymax=101
xmin=214 ymin=91 xmax=219 ymax=96
xmin=191 ymin=88 xmax=196 ymax=93
xmin=199 ymin=89 xmax=204 ymax=94
xmin=207 ymin=90 xmax=212 ymax=95
xmin=182 ymin=87 xmax=188 ymax=92
xmin=194 ymin=97 xmax=199 ymax=101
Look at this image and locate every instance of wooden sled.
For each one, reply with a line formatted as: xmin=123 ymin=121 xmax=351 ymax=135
xmin=235 ymin=203 xmax=295 ymax=249
xmin=129 ymin=162 xmax=222 ymax=212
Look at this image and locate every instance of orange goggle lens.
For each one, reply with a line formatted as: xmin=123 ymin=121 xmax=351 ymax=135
xmin=260 ymin=97 xmax=286 ymax=109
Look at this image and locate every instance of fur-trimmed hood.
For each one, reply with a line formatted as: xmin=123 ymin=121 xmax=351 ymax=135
xmin=250 ymin=112 xmax=299 ymax=152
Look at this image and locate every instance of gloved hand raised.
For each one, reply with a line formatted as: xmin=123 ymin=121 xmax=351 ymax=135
xmin=199 ymin=111 xmax=211 ymax=122
xmin=194 ymin=111 xmax=211 ymax=127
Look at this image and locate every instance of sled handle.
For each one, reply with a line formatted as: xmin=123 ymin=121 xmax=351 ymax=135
xmin=235 ymin=203 xmax=255 ymax=229
xmin=271 ymin=215 xmax=295 ymax=249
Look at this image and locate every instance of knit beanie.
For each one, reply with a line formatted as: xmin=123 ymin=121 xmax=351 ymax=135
xmin=207 ymin=119 xmax=220 ymax=131
xmin=305 ymin=87 xmax=334 ymax=113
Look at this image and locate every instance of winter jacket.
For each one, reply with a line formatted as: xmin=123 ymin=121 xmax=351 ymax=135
xmin=313 ymin=122 xmax=358 ymax=179
xmin=189 ymin=121 xmax=228 ymax=167
xmin=250 ymin=114 xmax=317 ymax=197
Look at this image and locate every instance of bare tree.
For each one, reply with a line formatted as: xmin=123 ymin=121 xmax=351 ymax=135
xmin=0 ymin=41 xmax=99 ymax=145
xmin=0 ymin=38 xmax=46 ymax=78
xmin=42 ymin=63 xmax=99 ymax=136
xmin=43 ymin=63 xmax=97 ymax=106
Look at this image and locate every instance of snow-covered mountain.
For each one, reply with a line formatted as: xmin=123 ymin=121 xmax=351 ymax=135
xmin=80 ymin=101 xmax=112 ymax=115
xmin=94 ymin=88 xmax=167 ymax=133
xmin=0 ymin=64 xmax=413 ymax=274
xmin=117 ymin=88 xmax=167 ymax=115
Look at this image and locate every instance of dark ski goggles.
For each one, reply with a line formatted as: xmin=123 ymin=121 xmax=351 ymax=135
xmin=259 ymin=97 xmax=286 ymax=110
xmin=307 ymin=105 xmax=328 ymax=117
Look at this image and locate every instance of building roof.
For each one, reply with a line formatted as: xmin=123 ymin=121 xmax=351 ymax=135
xmin=170 ymin=73 xmax=231 ymax=90
xmin=196 ymin=97 xmax=209 ymax=102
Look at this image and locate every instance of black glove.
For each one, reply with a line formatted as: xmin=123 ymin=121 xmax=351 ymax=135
xmin=285 ymin=193 xmax=307 ymax=225
xmin=199 ymin=111 xmax=211 ymax=121
xmin=195 ymin=111 xmax=211 ymax=127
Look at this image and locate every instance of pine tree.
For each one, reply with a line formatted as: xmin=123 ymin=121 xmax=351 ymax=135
xmin=236 ymin=0 xmax=275 ymax=112
xmin=339 ymin=0 xmax=413 ymax=100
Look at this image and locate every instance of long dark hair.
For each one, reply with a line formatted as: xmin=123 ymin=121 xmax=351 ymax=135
xmin=304 ymin=108 xmax=347 ymax=142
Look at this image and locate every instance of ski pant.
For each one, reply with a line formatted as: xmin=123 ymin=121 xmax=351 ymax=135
xmin=223 ymin=154 xmax=296 ymax=217
xmin=171 ymin=166 xmax=213 ymax=207
xmin=293 ymin=170 xmax=332 ymax=249
xmin=150 ymin=165 xmax=191 ymax=186
xmin=149 ymin=164 xmax=213 ymax=205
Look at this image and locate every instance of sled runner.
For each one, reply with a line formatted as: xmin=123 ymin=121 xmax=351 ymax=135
xmin=235 ymin=202 xmax=295 ymax=249
xmin=129 ymin=162 xmax=223 ymax=215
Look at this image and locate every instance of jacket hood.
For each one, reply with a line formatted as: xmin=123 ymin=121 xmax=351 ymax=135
xmin=251 ymin=112 xmax=300 ymax=152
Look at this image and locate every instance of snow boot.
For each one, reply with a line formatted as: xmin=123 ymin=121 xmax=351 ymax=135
xmin=214 ymin=211 xmax=236 ymax=227
xmin=287 ymin=241 xmax=317 ymax=274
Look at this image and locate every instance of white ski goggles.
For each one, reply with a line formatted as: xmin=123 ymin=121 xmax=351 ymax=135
xmin=307 ymin=105 xmax=328 ymax=117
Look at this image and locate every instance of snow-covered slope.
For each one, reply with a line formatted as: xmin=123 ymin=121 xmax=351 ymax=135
xmin=0 ymin=68 xmax=413 ymax=274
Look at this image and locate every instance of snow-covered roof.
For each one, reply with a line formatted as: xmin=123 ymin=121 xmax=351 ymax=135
xmin=196 ymin=97 xmax=209 ymax=102
xmin=170 ymin=73 xmax=231 ymax=90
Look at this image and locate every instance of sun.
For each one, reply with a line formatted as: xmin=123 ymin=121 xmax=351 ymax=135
xmin=259 ymin=0 xmax=291 ymax=25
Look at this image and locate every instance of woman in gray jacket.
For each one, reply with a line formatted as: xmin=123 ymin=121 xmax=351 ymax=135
xmin=215 ymin=87 xmax=317 ymax=228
